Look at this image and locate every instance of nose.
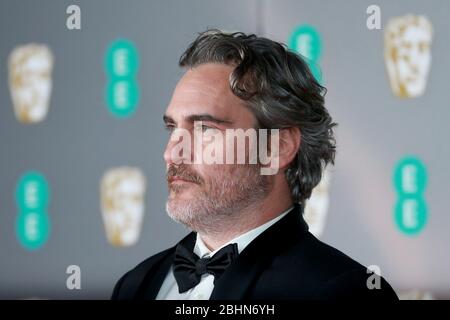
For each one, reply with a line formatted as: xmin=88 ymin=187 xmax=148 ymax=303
xmin=163 ymin=128 xmax=193 ymax=166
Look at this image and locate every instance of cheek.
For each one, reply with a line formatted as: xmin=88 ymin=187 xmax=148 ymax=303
xmin=397 ymin=61 xmax=410 ymax=77
xmin=223 ymin=136 xmax=259 ymax=165
xmin=197 ymin=163 xmax=233 ymax=183
xmin=417 ymin=54 xmax=431 ymax=71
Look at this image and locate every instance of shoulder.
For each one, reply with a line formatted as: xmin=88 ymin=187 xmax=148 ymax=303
xmin=272 ymin=232 xmax=368 ymax=277
xmin=111 ymin=247 xmax=174 ymax=300
xmin=256 ymin=232 xmax=398 ymax=299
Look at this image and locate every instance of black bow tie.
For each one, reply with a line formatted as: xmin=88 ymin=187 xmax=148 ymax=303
xmin=173 ymin=241 xmax=239 ymax=293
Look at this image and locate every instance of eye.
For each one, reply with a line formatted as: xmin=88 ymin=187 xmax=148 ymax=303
xmin=164 ymin=124 xmax=175 ymax=132
xmin=201 ymin=125 xmax=214 ymax=132
xmin=419 ymin=42 xmax=429 ymax=53
xmin=194 ymin=124 xmax=218 ymax=133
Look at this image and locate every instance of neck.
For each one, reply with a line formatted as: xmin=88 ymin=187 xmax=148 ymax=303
xmin=199 ymin=184 xmax=293 ymax=251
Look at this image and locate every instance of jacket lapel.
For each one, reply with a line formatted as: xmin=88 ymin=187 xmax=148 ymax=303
xmin=141 ymin=232 xmax=197 ymax=300
xmin=210 ymin=204 xmax=308 ymax=300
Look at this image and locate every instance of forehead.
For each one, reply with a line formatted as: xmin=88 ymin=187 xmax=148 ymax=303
xmin=166 ymin=63 xmax=254 ymax=123
xmin=401 ymin=27 xmax=431 ymax=43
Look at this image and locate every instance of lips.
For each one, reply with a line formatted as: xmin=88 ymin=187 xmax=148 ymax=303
xmin=166 ymin=165 xmax=202 ymax=185
xmin=167 ymin=176 xmax=196 ymax=183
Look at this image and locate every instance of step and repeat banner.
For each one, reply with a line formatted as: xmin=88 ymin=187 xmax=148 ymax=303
xmin=0 ymin=0 xmax=448 ymax=299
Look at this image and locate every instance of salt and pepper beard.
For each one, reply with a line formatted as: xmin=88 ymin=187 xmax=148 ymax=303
xmin=166 ymin=163 xmax=272 ymax=236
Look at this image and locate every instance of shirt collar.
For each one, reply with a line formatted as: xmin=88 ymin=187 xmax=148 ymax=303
xmin=194 ymin=205 xmax=294 ymax=258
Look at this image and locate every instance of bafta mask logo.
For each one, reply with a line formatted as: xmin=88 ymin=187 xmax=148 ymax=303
xmin=384 ymin=15 xmax=433 ymax=98
xmin=398 ymin=290 xmax=433 ymax=300
xmin=303 ymin=168 xmax=331 ymax=238
xmin=100 ymin=167 xmax=146 ymax=247
xmin=8 ymin=44 xmax=54 ymax=123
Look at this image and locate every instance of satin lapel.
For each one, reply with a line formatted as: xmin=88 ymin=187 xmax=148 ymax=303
xmin=141 ymin=232 xmax=197 ymax=300
xmin=140 ymin=250 xmax=175 ymax=299
xmin=210 ymin=204 xmax=308 ymax=300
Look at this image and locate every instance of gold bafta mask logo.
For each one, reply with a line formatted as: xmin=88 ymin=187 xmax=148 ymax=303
xmin=398 ymin=290 xmax=433 ymax=300
xmin=100 ymin=167 xmax=146 ymax=247
xmin=8 ymin=44 xmax=54 ymax=123
xmin=303 ymin=168 xmax=331 ymax=238
xmin=384 ymin=15 xmax=433 ymax=98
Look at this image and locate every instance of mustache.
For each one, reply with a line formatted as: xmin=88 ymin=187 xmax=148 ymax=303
xmin=166 ymin=165 xmax=203 ymax=184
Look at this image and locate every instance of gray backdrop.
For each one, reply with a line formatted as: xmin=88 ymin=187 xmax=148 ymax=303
xmin=0 ymin=0 xmax=449 ymax=299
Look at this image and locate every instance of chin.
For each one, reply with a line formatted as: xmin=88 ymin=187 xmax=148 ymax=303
xmin=165 ymin=200 xmax=197 ymax=228
xmin=169 ymin=188 xmax=196 ymax=202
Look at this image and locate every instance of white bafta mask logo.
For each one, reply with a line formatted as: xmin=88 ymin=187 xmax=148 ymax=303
xmin=8 ymin=44 xmax=54 ymax=123
xmin=100 ymin=167 xmax=146 ymax=247
xmin=385 ymin=15 xmax=433 ymax=98
xmin=303 ymin=168 xmax=331 ymax=238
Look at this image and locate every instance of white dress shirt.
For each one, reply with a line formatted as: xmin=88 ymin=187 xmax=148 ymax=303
xmin=155 ymin=206 xmax=293 ymax=300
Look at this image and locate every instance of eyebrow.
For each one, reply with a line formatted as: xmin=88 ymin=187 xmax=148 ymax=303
xmin=163 ymin=113 xmax=233 ymax=126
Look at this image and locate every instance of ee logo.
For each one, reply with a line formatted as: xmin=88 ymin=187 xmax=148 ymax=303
xmin=288 ymin=25 xmax=323 ymax=83
xmin=15 ymin=171 xmax=50 ymax=250
xmin=105 ymin=39 xmax=140 ymax=118
xmin=393 ymin=156 xmax=428 ymax=236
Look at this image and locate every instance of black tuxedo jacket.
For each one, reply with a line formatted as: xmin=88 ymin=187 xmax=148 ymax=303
xmin=111 ymin=204 xmax=398 ymax=300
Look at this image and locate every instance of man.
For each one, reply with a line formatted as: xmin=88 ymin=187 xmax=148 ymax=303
xmin=111 ymin=29 xmax=398 ymax=300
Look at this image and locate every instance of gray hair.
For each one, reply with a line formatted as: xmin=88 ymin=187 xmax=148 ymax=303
xmin=179 ymin=29 xmax=337 ymax=204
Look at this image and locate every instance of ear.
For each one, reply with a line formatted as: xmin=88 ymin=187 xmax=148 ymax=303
xmin=277 ymin=127 xmax=301 ymax=171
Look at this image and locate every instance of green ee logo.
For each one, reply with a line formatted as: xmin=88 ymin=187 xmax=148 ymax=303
xmin=105 ymin=39 xmax=140 ymax=118
xmin=393 ymin=156 xmax=428 ymax=236
xmin=15 ymin=171 xmax=51 ymax=250
xmin=288 ymin=25 xmax=323 ymax=83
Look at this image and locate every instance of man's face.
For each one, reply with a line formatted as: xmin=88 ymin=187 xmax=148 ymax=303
xmin=163 ymin=63 xmax=271 ymax=233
